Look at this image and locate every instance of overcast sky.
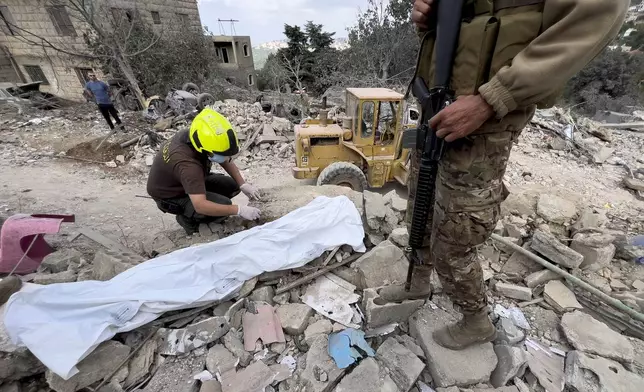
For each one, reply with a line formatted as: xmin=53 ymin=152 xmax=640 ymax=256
xmin=197 ymin=0 xmax=369 ymax=44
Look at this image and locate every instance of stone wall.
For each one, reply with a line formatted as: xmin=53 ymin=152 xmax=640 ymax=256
xmin=0 ymin=46 xmax=21 ymax=83
xmin=0 ymin=0 xmax=202 ymax=100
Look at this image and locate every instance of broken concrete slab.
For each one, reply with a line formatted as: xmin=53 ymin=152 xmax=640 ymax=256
xmin=158 ymin=316 xmax=230 ymax=356
xmin=46 ymin=341 xmax=130 ymax=392
xmin=544 ymin=280 xmax=582 ymax=313
xmin=570 ymin=232 xmax=616 ymax=271
xmin=300 ymin=336 xmax=346 ymax=392
xmin=537 ymin=194 xmax=577 ymax=224
xmin=495 ymin=317 xmax=525 ymax=346
xmin=242 ymin=304 xmax=285 ymax=351
xmin=123 ymin=339 xmax=156 ymax=389
xmin=410 ymin=305 xmax=497 ymax=387
xmin=376 ymin=337 xmax=425 ymax=391
xmin=531 ymin=230 xmax=584 ymax=269
xmin=394 ymin=334 xmax=426 ymax=360
xmin=565 ymin=350 xmax=644 ymax=392
xmin=301 ymin=273 xmax=360 ymax=328
xmin=501 ymin=191 xmax=538 ymax=217
xmin=335 ymin=357 xmax=399 ymax=392
xmin=304 ymin=319 xmax=333 ymax=346
xmin=276 ymin=303 xmax=314 ymax=335
xmin=524 ymin=270 xmax=560 ymax=289
xmin=491 ymin=345 xmax=528 ymax=388
xmin=363 ymin=288 xmax=424 ymax=328
xmin=634 ymin=280 xmax=644 ymax=291
xmin=249 ymin=286 xmax=275 ymax=305
xmin=386 ymin=191 xmax=408 ymax=213
xmin=206 ymin=345 xmax=238 ymax=376
xmin=495 ymin=237 xmax=523 ymax=255
xmin=220 ymin=361 xmax=277 ymax=392
xmin=352 ymin=240 xmax=409 ymax=289
xmin=525 ymin=339 xmax=565 ymax=392
xmin=200 ymin=380 xmax=222 ymax=392
xmin=40 ymin=248 xmax=81 ymax=273
xmin=561 ymin=311 xmax=634 ymax=363
xmin=625 ymin=177 xmax=644 ymax=192
xmin=92 ymin=250 xmax=142 ymax=281
xmin=593 ymin=146 xmax=615 ymax=164
xmin=502 ymin=247 xmax=543 ymax=278
xmin=364 ymin=190 xmax=388 ymax=230
xmin=495 ymin=282 xmax=532 ymax=301
xmin=389 ymin=227 xmax=409 ymax=248
xmin=222 ymin=329 xmax=253 ymax=367
xmin=33 ymin=270 xmax=77 ymax=285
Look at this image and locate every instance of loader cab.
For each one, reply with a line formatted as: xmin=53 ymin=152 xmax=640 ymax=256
xmin=345 ymin=88 xmax=403 ymax=158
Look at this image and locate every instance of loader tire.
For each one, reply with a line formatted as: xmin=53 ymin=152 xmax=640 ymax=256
xmin=182 ymin=82 xmax=200 ymax=95
xmin=317 ymin=162 xmax=368 ymax=192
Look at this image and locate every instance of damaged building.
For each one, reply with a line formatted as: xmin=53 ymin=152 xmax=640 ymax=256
xmin=0 ymin=0 xmax=203 ymax=101
xmin=212 ymin=35 xmax=257 ymax=88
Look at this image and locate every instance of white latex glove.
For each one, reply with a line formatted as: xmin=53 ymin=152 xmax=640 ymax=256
xmin=240 ymin=183 xmax=261 ymax=201
xmin=237 ymin=205 xmax=261 ymax=220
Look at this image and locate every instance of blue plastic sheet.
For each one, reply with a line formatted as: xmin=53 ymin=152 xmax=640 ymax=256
xmin=328 ymin=328 xmax=375 ymax=369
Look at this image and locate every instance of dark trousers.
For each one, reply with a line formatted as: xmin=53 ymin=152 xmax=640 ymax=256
xmin=156 ymin=174 xmax=240 ymax=223
xmin=98 ymin=104 xmax=122 ymax=130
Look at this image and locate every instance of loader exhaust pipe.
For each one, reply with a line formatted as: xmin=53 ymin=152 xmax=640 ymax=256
xmin=319 ymin=109 xmax=329 ymax=127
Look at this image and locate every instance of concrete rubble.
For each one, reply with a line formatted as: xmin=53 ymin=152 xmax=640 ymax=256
xmin=531 ymin=230 xmax=584 ymax=269
xmin=351 ymin=240 xmax=409 ymax=289
xmin=544 ymin=280 xmax=583 ymax=312
xmin=490 ymin=345 xmax=528 ymax=388
xmin=376 ymin=337 xmax=425 ymax=391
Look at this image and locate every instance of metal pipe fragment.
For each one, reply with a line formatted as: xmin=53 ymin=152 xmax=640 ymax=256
xmin=491 ymin=233 xmax=644 ymax=323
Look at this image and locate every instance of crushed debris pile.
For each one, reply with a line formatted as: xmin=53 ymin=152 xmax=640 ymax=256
xmin=3 ymin=183 xmax=644 ymax=392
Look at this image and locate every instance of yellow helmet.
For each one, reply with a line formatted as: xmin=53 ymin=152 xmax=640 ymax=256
xmin=189 ymin=108 xmax=239 ymax=156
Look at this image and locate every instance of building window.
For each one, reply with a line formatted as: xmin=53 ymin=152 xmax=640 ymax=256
xmin=75 ymin=68 xmax=94 ymax=86
xmin=176 ymin=13 xmax=189 ymax=25
xmin=151 ymin=11 xmax=161 ymax=24
xmin=24 ymin=65 xmax=49 ymax=85
xmin=215 ymin=47 xmax=220 ymax=57
xmin=248 ymin=74 xmax=254 ymax=86
xmin=243 ymin=44 xmax=249 ymax=57
xmin=111 ymin=8 xmax=135 ymax=24
xmin=221 ymin=47 xmax=229 ymax=63
xmin=46 ymin=6 xmax=76 ymax=37
xmin=0 ymin=6 xmax=16 ymax=36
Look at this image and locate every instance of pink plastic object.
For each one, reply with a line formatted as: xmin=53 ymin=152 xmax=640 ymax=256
xmin=0 ymin=214 xmax=75 ymax=274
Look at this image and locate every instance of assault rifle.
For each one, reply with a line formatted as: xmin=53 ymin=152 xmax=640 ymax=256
xmin=404 ymin=0 xmax=465 ymax=291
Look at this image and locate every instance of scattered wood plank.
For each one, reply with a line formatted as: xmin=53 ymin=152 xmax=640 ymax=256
xmin=75 ymin=228 xmax=132 ymax=253
xmin=275 ymin=253 xmax=361 ymax=295
xmin=597 ymin=122 xmax=644 ymax=130
xmin=242 ymin=124 xmax=263 ymax=152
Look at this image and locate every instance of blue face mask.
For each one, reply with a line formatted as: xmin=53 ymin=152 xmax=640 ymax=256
xmin=208 ymin=153 xmax=229 ymax=164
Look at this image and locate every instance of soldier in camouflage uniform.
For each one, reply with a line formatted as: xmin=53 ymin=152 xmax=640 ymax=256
xmin=379 ymin=0 xmax=629 ymax=350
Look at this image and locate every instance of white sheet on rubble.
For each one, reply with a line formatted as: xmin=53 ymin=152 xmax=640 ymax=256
xmin=4 ymin=196 xmax=365 ymax=380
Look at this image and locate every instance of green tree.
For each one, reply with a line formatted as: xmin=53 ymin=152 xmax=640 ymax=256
xmin=305 ymin=21 xmax=335 ymax=52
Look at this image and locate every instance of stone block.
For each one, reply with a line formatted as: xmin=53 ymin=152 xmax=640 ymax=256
xmin=276 ymin=303 xmax=314 ymax=335
xmin=0 ymin=348 xmax=46 ymax=382
xmin=561 ymin=311 xmax=634 ymax=363
xmin=537 ymin=194 xmax=577 ymax=224
xmin=491 ymin=345 xmax=528 ymax=388
xmin=299 ymin=336 xmax=346 ymax=392
xmin=92 ymin=250 xmax=141 ymax=281
xmin=249 ymin=286 xmax=275 ymax=305
xmin=335 ymin=357 xmax=398 ymax=392
xmin=220 ymin=361 xmax=276 ymax=392
xmin=572 ymin=209 xmax=608 ymax=234
xmin=495 ymin=282 xmax=532 ymax=301
xmin=502 ymin=246 xmax=543 ymax=278
xmin=206 ymin=345 xmax=238 ymax=375
xmin=33 ymin=270 xmax=77 ymax=285
xmin=389 ymin=227 xmax=409 ymax=248
xmin=363 ymin=287 xmax=424 ymax=328
xmin=222 ymin=330 xmax=252 ymax=367
xmin=524 ymin=270 xmax=560 ymax=288
xmin=531 ymin=230 xmax=584 ymax=269
xmin=385 ymin=190 xmax=408 ymax=213
xmin=410 ymin=305 xmax=497 ymax=387
xmin=570 ymin=232 xmax=616 ymax=271
xmin=304 ymin=319 xmax=333 ymax=346
xmin=633 ymin=280 xmax=644 ymax=291
xmin=495 ymin=317 xmax=525 ymax=346
xmin=376 ymin=337 xmax=425 ymax=391
xmin=123 ymin=339 xmax=156 ymax=389
xmin=501 ymin=191 xmax=538 ymax=217
xmin=46 ymin=341 xmax=130 ymax=392
xmin=565 ymin=351 xmax=644 ymax=392
xmin=141 ymin=353 xmax=205 ymax=392
xmin=41 ymin=248 xmax=81 ymax=273
xmin=352 ymin=241 xmax=409 ymax=289
xmin=544 ymin=280 xmax=582 ymax=313
xmin=157 ymin=317 xmax=229 ymax=355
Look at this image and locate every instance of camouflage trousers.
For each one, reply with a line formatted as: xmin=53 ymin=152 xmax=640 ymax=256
xmin=406 ymin=129 xmax=521 ymax=313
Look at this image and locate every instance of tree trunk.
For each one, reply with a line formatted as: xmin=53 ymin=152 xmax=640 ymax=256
xmin=113 ymin=49 xmax=146 ymax=110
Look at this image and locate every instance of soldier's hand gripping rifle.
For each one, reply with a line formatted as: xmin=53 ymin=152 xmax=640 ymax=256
xmin=405 ymin=0 xmax=465 ymax=291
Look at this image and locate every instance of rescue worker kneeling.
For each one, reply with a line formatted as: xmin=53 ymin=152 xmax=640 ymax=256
xmin=147 ymin=108 xmax=261 ymax=235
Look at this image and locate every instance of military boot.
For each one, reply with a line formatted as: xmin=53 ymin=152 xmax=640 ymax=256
xmin=0 ymin=276 xmax=22 ymax=306
xmin=433 ymin=309 xmax=496 ymax=350
xmin=377 ymin=264 xmax=432 ymax=303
